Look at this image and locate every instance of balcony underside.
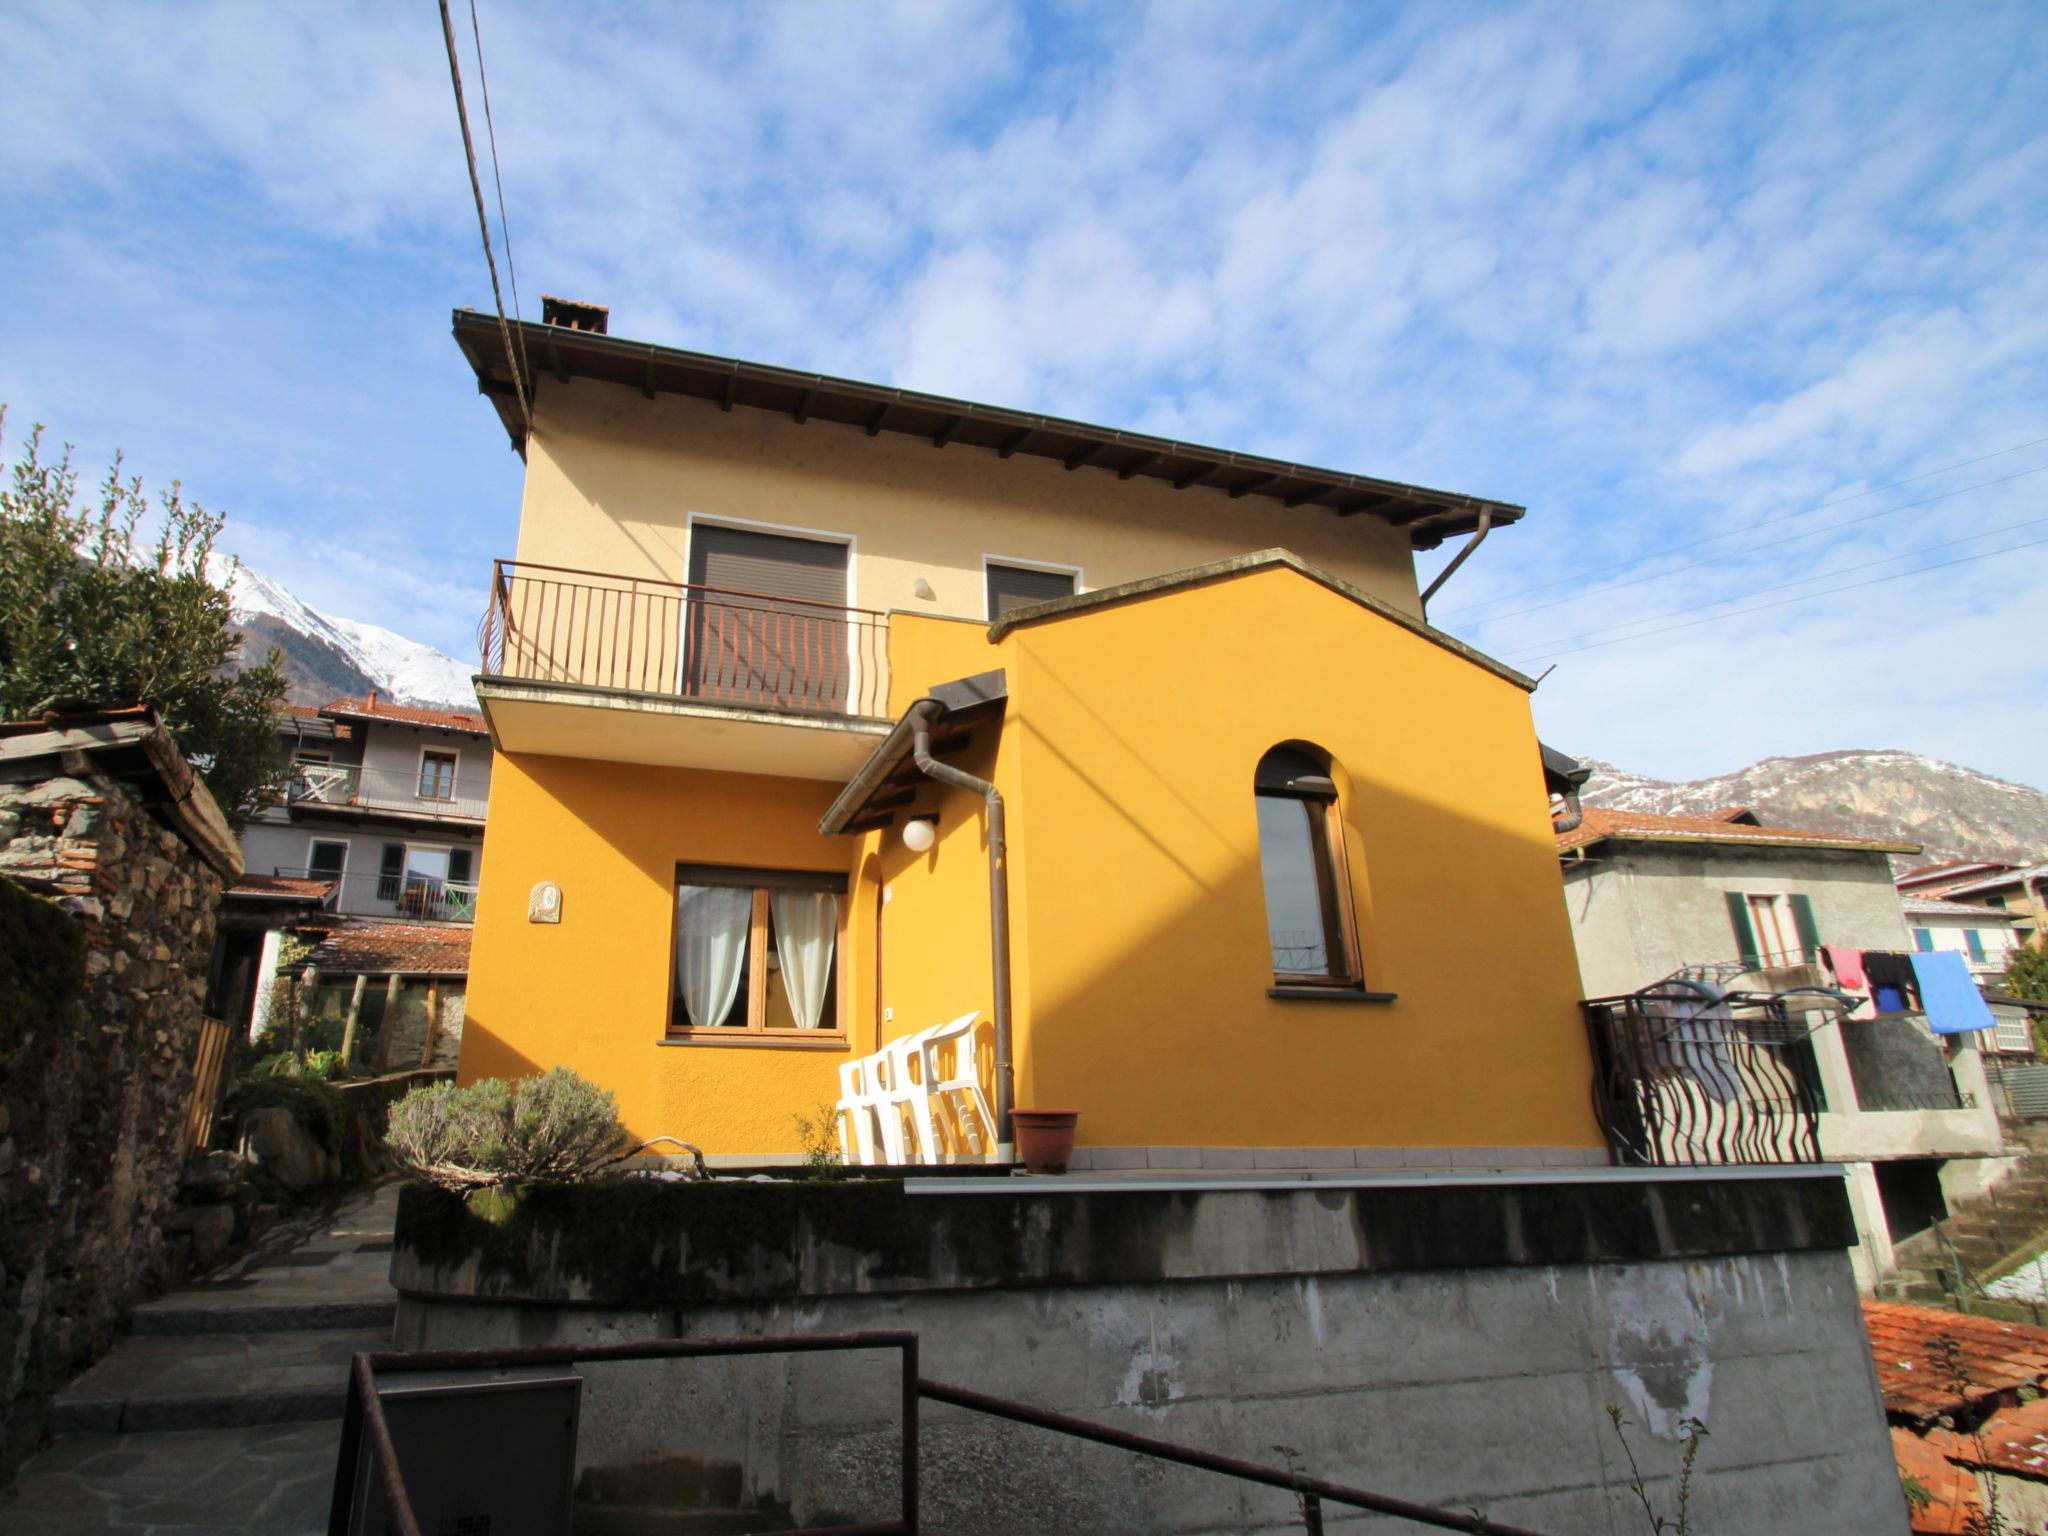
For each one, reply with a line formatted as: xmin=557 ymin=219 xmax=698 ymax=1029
xmin=476 ymin=676 xmax=890 ymax=781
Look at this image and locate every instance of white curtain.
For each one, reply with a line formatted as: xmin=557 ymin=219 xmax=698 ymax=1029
xmin=771 ymin=890 xmax=838 ymax=1030
xmin=676 ymin=885 xmax=750 ymax=1027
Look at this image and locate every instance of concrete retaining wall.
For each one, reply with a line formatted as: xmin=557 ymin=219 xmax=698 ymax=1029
xmin=390 ymin=1171 xmax=1908 ymax=1534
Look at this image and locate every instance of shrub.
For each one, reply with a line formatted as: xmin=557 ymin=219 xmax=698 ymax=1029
xmin=386 ymin=1069 xmax=625 ymax=1190
xmin=227 ymin=1073 xmax=349 ymax=1157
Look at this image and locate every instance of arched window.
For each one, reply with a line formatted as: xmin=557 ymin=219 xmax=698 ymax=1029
xmin=1254 ymin=745 xmax=1361 ymax=987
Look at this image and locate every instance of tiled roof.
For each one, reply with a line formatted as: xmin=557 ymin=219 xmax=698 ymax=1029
xmin=226 ymin=873 xmax=333 ymax=902
xmin=1863 ymin=1300 xmax=2048 ymax=1420
xmin=1933 ymin=1397 xmax=2048 ymax=1479
xmin=1892 ymin=1427 xmax=1987 ymax=1531
xmin=304 ymin=920 xmax=472 ymax=976
xmin=320 ymin=695 xmax=486 ymax=734
xmin=1900 ymin=859 xmax=2012 ymax=886
xmin=1557 ymin=805 xmax=1920 ymax=856
xmin=1941 ymin=864 xmax=2048 ymax=901
xmin=1903 ymin=897 xmax=2018 ymax=920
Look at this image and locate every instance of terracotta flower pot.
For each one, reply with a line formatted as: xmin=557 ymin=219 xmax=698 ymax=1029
xmin=1011 ymin=1110 xmax=1081 ymax=1175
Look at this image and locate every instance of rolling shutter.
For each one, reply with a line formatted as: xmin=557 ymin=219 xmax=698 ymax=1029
xmin=1725 ymin=892 xmax=1760 ymax=966
xmin=684 ymin=526 xmax=850 ymax=711
xmin=986 ymin=562 xmax=1077 ymax=619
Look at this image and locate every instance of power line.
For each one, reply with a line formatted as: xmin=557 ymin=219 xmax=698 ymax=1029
xmin=1509 ymin=532 xmax=2048 ymax=665
xmin=1437 ymin=432 xmax=2048 ymax=621
xmin=438 ymin=0 xmax=531 ymax=439
xmin=466 ymin=0 xmax=531 ymax=410
xmin=1503 ymin=511 xmax=2048 ymax=659
xmin=1457 ymin=461 xmax=2048 ymax=629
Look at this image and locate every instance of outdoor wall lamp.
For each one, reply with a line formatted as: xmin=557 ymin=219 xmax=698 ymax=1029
xmin=901 ymin=814 xmax=938 ymax=854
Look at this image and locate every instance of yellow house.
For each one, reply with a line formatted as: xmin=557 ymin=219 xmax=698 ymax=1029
xmin=453 ymin=299 xmax=1603 ymax=1168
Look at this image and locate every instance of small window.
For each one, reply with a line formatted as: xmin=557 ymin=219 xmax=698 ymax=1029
xmin=671 ymin=866 xmax=847 ymax=1039
xmin=985 ymin=561 xmax=1078 ymax=620
xmin=419 ymin=750 xmax=458 ymax=800
xmin=1913 ymin=928 xmax=1936 ymax=954
xmin=1725 ymin=892 xmax=1819 ymax=967
xmin=1254 ymin=746 xmax=1360 ymax=987
xmin=1964 ymin=929 xmax=1986 ymax=964
xmin=307 ymin=840 xmax=348 ymax=880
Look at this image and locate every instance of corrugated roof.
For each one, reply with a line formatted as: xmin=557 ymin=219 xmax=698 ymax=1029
xmin=1558 ymin=805 xmax=1920 ymax=856
xmin=304 ymin=921 xmax=472 ymax=976
xmin=320 ymin=695 xmax=486 ymax=735
xmin=1863 ymin=1300 xmax=2048 ymax=1420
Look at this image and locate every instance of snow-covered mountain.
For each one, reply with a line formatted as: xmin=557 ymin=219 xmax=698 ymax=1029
xmin=1579 ymin=750 xmax=2048 ymax=868
xmin=211 ymin=556 xmax=476 ymax=711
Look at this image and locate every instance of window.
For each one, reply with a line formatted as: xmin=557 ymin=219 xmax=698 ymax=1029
xmin=1254 ymin=745 xmax=1361 ymax=988
xmin=985 ymin=561 xmax=1078 ymax=620
xmin=307 ymin=840 xmax=348 ymax=881
xmin=1724 ymin=892 xmax=1819 ymax=967
xmin=419 ymin=749 xmax=458 ymax=800
xmin=671 ymin=865 xmax=846 ymax=1039
xmin=684 ymin=524 xmax=851 ymax=711
xmin=1965 ymin=930 xmax=1987 ymax=964
xmin=1913 ymin=928 xmax=1936 ymax=954
xmin=377 ymin=842 xmax=405 ymax=902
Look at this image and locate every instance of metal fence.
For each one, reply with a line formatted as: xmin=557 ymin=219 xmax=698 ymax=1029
xmin=478 ymin=558 xmax=891 ymax=718
xmin=1583 ymin=981 xmax=1827 ymax=1166
xmin=273 ymin=867 xmax=479 ymax=924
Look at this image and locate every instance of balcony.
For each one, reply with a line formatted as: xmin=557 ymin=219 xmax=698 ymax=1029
xmin=473 ymin=560 xmax=893 ymax=779
xmin=287 ymin=761 xmax=488 ymax=823
xmin=275 ymin=867 xmax=480 ymax=925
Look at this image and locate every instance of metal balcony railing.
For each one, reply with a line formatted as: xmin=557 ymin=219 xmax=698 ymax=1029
xmin=287 ymin=761 xmax=489 ymax=822
xmin=477 ymin=559 xmax=890 ymax=719
xmin=274 ymin=868 xmax=480 ymax=925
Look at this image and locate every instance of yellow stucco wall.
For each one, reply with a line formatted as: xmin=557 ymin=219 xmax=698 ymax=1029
xmin=460 ymin=753 xmax=864 ymax=1152
xmin=509 ymin=381 xmax=1424 ymax=623
xmin=992 ymin=565 xmax=1601 ymax=1151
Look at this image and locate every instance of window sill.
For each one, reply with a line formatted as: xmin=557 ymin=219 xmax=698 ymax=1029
xmin=1267 ymin=986 xmax=1398 ymax=1004
xmin=659 ymin=1033 xmax=850 ymax=1051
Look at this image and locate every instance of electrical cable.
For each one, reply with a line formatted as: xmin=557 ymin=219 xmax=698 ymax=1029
xmin=1508 ymin=533 xmax=2048 ymax=665
xmin=1437 ymin=432 xmax=2048 ymax=621
xmin=466 ymin=0 xmax=532 ymax=411
xmin=1459 ymin=462 xmax=2048 ymax=628
xmin=438 ymin=0 xmax=531 ymax=439
xmin=1500 ymin=512 xmax=2048 ymax=658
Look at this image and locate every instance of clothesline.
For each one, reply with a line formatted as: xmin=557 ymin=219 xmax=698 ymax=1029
xmin=1821 ymin=944 xmax=1994 ymax=1035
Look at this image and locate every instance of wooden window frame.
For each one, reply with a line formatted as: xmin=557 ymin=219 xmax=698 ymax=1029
xmin=667 ymin=864 xmax=850 ymax=1048
xmin=417 ymin=747 xmax=460 ymax=802
xmin=1255 ymin=768 xmax=1365 ymax=992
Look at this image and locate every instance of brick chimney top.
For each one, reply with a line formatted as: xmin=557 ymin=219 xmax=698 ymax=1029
xmin=541 ymin=295 xmax=609 ymax=334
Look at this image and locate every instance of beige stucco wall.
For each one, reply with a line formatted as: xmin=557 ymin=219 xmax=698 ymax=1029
xmin=511 ymin=379 xmax=1425 ymax=621
xmin=1562 ymin=842 xmax=1913 ymax=999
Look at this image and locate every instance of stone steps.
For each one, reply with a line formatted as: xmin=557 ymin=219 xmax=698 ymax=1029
xmin=48 ymin=1326 xmax=385 ymax=1435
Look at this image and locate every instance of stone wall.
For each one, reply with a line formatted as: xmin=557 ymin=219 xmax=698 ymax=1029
xmin=391 ymin=1171 xmax=1909 ymax=1535
xmin=0 ymin=766 xmax=226 ymax=1478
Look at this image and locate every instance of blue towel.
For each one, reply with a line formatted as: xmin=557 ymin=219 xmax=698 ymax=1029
xmin=1910 ymin=950 xmax=1995 ymax=1035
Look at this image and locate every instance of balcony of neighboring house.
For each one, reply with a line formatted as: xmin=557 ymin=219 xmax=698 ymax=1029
xmin=472 ymin=558 xmax=894 ymax=780
xmin=1583 ymin=953 xmax=2004 ymax=1168
xmin=286 ymin=759 xmax=489 ymax=826
xmin=274 ymin=864 xmax=481 ymax=925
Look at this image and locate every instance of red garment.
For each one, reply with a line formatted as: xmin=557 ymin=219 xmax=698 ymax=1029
xmin=1823 ymin=944 xmax=1876 ymax=1020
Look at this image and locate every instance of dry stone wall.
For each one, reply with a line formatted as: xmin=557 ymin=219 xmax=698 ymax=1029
xmin=0 ymin=765 xmax=225 ymax=1478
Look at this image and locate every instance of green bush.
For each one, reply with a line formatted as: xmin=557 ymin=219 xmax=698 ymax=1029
xmin=227 ymin=1074 xmax=348 ymax=1157
xmin=386 ymin=1069 xmax=625 ymax=1190
xmin=248 ymin=1048 xmax=352 ymax=1082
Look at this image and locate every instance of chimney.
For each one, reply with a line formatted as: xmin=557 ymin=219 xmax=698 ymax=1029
xmin=542 ymin=295 xmax=609 ymax=334
xmin=366 ymin=689 xmax=377 ymax=708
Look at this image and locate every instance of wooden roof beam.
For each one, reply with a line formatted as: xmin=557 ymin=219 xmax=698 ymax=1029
xmin=1118 ymin=452 xmax=1163 ymax=481
xmin=1284 ymin=484 xmax=1331 ymax=509
xmin=793 ymin=387 xmax=816 ymax=425
xmin=1173 ymin=463 xmax=1220 ymax=491
xmin=719 ymin=373 xmax=738 ymax=412
xmin=997 ymin=428 xmax=1034 ymax=459
xmin=1229 ymin=472 xmax=1280 ymax=500
xmin=1064 ymin=442 xmax=1107 ymax=472
xmin=866 ymin=402 xmax=891 ymax=437
xmin=933 ymin=414 xmax=964 ymax=448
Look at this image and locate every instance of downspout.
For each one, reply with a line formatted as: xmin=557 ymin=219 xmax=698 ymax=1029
xmin=908 ymin=701 xmax=1015 ymax=1160
xmin=1418 ymin=511 xmax=1492 ymax=621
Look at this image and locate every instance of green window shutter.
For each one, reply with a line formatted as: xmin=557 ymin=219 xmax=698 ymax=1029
xmin=1788 ymin=894 xmax=1822 ymax=957
xmin=1725 ymin=892 xmax=1760 ymax=965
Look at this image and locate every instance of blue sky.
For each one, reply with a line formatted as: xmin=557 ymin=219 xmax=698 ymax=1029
xmin=3 ymin=1 xmax=2045 ymax=786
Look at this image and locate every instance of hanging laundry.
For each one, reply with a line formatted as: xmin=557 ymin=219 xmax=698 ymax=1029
xmin=1821 ymin=944 xmax=1876 ymax=1021
xmin=1862 ymin=951 xmax=1921 ymax=1014
xmin=1911 ymin=950 xmax=1996 ymax=1035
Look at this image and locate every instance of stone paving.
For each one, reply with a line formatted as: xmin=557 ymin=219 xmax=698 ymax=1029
xmin=0 ymin=1184 xmax=399 ymax=1535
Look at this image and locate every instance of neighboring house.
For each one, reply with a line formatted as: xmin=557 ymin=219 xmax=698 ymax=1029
xmin=1558 ymin=805 xmax=2007 ymax=1288
xmin=215 ymin=694 xmax=488 ymax=1052
xmin=1903 ymin=895 xmax=2020 ymax=981
xmin=450 ymin=301 xmax=1605 ymax=1169
xmin=1921 ymin=861 xmax=2048 ymax=949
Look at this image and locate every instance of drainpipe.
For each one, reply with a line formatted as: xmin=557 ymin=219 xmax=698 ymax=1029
xmin=1418 ymin=511 xmax=1492 ymax=621
xmin=909 ymin=700 xmax=1015 ymax=1160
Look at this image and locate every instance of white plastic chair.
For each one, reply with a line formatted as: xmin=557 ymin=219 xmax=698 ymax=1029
xmin=835 ymin=1051 xmax=906 ymax=1166
xmin=915 ymin=1012 xmax=993 ymax=1161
